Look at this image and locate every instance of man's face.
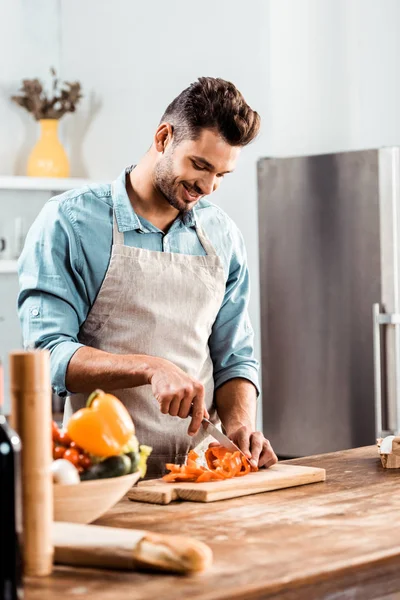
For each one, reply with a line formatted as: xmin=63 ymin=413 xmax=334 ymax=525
xmin=153 ymin=128 xmax=240 ymax=213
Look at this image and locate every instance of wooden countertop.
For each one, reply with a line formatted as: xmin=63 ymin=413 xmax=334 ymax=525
xmin=25 ymin=446 xmax=400 ymax=600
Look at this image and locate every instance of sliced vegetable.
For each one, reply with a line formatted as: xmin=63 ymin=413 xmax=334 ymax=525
xmin=66 ymin=389 xmax=135 ymax=457
xmin=163 ymin=445 xmax=257 ymax=483
xmin=205 ymin=446 xmax=252 ymax=478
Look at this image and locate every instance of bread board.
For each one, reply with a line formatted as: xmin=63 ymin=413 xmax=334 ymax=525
xmin=128 ymin=463 xmax=326 ymax=504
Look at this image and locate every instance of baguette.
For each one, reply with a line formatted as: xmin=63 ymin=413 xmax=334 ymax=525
xmin=53 ymin=522 xmax=212 ymax=574
xmin=132 ymin=531 xmax=213 ymax=573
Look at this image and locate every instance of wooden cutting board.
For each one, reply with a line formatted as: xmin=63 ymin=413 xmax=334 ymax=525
xmin=128 ymin=463 xmax=326 ymax=504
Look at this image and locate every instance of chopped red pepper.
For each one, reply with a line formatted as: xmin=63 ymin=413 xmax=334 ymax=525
xmin=162 ymin=445 xmax=257 ymax=483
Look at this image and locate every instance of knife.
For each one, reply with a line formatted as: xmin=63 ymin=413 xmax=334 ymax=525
xmin=200 ymin=418 xmax=251 ymax=465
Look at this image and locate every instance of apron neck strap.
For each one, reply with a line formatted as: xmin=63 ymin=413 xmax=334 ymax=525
xmin=112 ymin=212 xmax=124 ymax=245
xmin=195 ymin=223 xmax=217 ymax=257
xmin=111 ymin=181 xmax=125 ymax=245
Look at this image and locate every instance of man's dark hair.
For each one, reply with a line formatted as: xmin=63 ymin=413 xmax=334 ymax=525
xmin=160 ymin=77 xmax=260 ymax=147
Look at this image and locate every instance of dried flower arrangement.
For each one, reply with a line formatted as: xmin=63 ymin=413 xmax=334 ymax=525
xmin=11 ymin=67 xmax=82 ymax=120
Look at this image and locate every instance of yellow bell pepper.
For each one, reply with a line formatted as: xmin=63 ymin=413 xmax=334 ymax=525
xmin=67 ymin=389 xmax=135 ymax=457
xmin=138 ymin=445 xmax=152 ymax=479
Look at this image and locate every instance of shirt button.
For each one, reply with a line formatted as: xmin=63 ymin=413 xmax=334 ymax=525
xmin=31 ymin=309 xmax=39 ymax=317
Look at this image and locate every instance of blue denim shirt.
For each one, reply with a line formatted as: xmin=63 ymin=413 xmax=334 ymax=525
xmin=17 ymin=167 xmax=259 ymax=397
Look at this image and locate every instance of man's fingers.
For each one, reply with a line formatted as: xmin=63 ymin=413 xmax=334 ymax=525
xmin=188 ymin=386 xmax=205 ymax=436
xmin=236 ymin=427 xmax=251 ymax=459
xmin=155 ymin=376 xmax=208 ymax=425
xmin=188 ymin=398 xmax=203 ymax=436
xmin=258 ymin=439 xmax=278 ymax=468
xmin=178 ymin=393 xmax=193 ymax=419
xmin=156 ymin=394 xmax=172 ymax=415
xmin=264 ymin=456 xmax=278 ymax=468
xmin=249 ymin=432 xmax=264 ymax=468
xmin=157 ymin=389 xmax=183 ymax=416
xmin=260 ymin=455 xmax=278 ymax=469
xmin=168 ymin=397 xmax=181 ymax=417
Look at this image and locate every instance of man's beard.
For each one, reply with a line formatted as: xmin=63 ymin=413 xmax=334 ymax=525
xmin=153 ymin=153 xmax=190 ymax=213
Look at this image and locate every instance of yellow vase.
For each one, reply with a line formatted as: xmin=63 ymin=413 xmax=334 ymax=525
xmin=27 ymin=119 xmax=70 ymax=178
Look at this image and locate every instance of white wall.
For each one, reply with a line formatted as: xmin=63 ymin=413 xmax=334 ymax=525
xmin=0 ymin=0 xmax=61 ymax=174
xmin=0 ymin=0 xmax=62 ymax=411
xmin=266 ymin=0 xmax=400 ymax=156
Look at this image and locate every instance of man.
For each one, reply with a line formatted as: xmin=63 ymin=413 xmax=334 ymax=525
xmin=18 ymin=77 xmax=277 ymax=478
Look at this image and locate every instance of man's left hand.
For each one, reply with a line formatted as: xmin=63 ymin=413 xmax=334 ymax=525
xmin=227 ymin=426 xmax=278 ymax=469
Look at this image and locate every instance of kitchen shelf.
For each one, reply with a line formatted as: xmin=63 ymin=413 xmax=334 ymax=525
xmin=0 ymin=260 xmax=18 ymax=273
xmin=0 ymin=175 xmax=98 ymax=192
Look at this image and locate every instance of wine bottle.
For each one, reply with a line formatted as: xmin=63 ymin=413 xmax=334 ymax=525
xmin=0 ymin=359 xmax=24 ymax=599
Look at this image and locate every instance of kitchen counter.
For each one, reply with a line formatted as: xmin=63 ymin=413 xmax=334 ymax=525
xmin=25 ymin=446 xmax=400 ymax=600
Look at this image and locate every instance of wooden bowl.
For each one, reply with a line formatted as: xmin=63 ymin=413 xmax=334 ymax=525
xmin=53 ymin=471 xmax=141 ymax=524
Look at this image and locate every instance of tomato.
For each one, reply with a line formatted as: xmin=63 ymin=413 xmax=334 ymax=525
xmin=52 ymin=421 xmax=61 ymax=443
xmin=53 ymin=445 xmax=66 ymax=460
xmin=58 ymin=431 xmax=72 ymax=446
xmin=78 ymin=454 xmax=92 ymax=470
xmin=63 ymin=448 xmax=80 ymax=467
xmin=69 ymin=441 xmax=83 ymax=452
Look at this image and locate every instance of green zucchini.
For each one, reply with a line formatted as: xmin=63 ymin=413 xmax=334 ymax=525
xmin=80 ymin=454 xmax=131 ymax=481
xmin=125 ymin=451 xmax=140 ymax=474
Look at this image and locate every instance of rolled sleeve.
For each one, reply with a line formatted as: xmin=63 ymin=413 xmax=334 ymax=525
xmin=49 ymin=340 xmax=85 ymax=396
xmin=17 ymin=199 xmax=89 ymax=397
xmin=209 ymin=225 xmax=260 ymax=396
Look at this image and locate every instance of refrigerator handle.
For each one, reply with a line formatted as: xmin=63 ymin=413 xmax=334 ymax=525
xmin=373 ymin=303 xmax=400 ymax=438
xmin=372 ymin=303 xmax=383 ymax=438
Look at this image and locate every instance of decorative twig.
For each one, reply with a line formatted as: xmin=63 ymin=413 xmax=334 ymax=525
xmin=11 ymin=68 xmax=82 ymax=120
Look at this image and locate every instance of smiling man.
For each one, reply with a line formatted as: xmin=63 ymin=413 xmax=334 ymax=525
xmin=18 ymin=77 xmax=277 ymax=478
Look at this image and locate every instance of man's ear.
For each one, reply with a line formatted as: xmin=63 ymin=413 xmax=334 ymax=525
xmin=154 ymin=122 xmax=174 ymax=153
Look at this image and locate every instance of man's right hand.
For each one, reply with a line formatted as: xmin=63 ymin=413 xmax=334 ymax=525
xmin=66 ymin=347 xmax=208 ymax=436
xmin=146 ymin=357 xmax=208 ymax=436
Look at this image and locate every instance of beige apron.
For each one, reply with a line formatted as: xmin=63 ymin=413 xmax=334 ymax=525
xmin=64 ymin=183 xmax=226 ymax=478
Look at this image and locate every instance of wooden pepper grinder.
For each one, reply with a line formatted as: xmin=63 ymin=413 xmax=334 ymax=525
xmin=9 ymin=350 xmax=54 ymax=576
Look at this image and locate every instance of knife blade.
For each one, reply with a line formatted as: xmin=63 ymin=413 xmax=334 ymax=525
xmin=200 ymin=418 xmax=251 ymax=464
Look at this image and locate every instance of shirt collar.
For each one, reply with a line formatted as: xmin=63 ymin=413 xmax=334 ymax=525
xmin=182 ymin=207 xmax=196 ymax=228
xmin=112 ymin=167 xmax=143 ymax=232
xmin=112 ymin=166 xmax=197 ymax=232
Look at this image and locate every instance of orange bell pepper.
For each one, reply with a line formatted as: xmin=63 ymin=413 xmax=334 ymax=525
xmin=66 ymin=389 xmax=134 ymax=457
xmin=162 ymin=445 xmax=257 ymax=483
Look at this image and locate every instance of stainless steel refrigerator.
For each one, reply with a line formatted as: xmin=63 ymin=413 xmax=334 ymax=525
xmin=258 ymin=148 xmax=400 ymax=457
